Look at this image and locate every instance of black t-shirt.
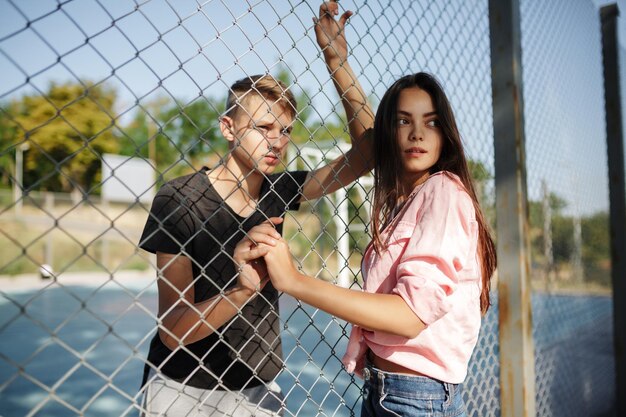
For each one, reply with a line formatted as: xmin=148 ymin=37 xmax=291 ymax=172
xmin=139 ymin=167 xmax=308 ymax=390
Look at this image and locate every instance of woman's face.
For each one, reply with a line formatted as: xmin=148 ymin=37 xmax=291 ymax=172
xmin=394 ymin=87 xmax=443 ymax=189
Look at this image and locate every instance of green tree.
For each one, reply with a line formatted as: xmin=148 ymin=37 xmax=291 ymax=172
xmin=116 ymin=96 xmax=170 ymax=160
xmin=115 ymin=94 xmax=226 ymax=180
xmin=528 ymin=192 xmax=569 ymax=267
xmin=157 ymin=97 xmax=225 ymax=172
xmin=551 ymin=214 xmax=574 ymax=264
xmin=581 ymin=212 xmax=610 ymax=286
xmin=9 ymin=82 xmax=119 ymax=193
xmin=0 ymin=103 xmax=21 ymax=188
xmin=275 ymin=67 xmax=351 ymax=147
xmin=467 ymin=159 xmax=495 ymax=229
xmin=117 ymin=110 xmax=152 ymax=159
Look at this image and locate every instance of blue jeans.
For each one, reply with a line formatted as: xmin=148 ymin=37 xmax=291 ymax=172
xmin=360 ymin=363 xmax=467 ymax=417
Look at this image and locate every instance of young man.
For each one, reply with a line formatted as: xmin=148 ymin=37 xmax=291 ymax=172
xmin=138 ymin=2 xmax=374 ymax=416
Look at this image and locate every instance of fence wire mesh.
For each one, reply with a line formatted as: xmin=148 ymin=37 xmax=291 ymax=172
xmin=520 ymin=0 xmax=616 ymax=416
xmin=0 ymin=0 xmax=618 ymax=416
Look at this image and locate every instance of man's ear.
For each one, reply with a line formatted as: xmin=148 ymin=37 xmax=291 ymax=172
xmin=219 ymin=115 xmax=236 ymax=143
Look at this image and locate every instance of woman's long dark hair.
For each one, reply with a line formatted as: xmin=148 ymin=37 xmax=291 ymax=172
xmin=371 ymin=73 xmax=497 ymax=314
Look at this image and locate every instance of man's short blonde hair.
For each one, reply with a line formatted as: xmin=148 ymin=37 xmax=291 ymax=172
xmin=225 ymin=74 xmax=297 ymax=120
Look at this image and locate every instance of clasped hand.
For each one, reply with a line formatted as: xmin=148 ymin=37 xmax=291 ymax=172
xmin=232 ymin=218 xmax=281 ymax=295
xmin=232 ymin=217 xmax=299 ymax=294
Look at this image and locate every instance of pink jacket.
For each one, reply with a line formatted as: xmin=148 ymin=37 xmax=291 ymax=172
xmin=342 ymin=171 xmax=483 ymax=384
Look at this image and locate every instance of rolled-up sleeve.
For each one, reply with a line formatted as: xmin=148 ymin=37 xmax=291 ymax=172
xmin=392 ymin=179 xmax=476 ymax=325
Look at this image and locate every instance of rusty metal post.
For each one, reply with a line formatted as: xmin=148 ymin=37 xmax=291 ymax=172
xmin=600 ymin=4 xmax=625 ymax=415
xmin=488 ymin=0 xmax=536 ymax=416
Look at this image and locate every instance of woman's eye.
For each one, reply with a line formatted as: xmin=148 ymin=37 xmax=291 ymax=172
xmin=397 ymin=118 xmax=409 ymax=125
xmin=426 ymin=119 xmax=440 ymax=128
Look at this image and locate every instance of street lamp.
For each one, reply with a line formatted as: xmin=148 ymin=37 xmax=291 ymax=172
xmin=14 ymin=141 xmax=30 ymax=214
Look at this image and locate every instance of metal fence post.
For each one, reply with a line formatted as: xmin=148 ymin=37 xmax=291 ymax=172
xmin=600 ymin=4 xmax=625 ymax=415
xmin=488 ymin=0 xmax=536 ymax=416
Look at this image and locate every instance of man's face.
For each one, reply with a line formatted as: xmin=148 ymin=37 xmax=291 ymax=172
xmin=225 ymin=95 xmax=294 ymax=175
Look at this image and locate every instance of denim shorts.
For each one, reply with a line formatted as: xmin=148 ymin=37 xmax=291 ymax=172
xmin=360 ymin=362 xmax=467 ymax=417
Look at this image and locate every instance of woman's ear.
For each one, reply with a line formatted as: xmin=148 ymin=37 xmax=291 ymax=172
xmin=219 ymin=115 xmax=236 ymax=144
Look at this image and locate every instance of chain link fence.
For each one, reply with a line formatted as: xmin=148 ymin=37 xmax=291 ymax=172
xmin=520 ymin=0 xmax=616 ymax=415
xmin=0 ymin=0 xmax=619 ymax=416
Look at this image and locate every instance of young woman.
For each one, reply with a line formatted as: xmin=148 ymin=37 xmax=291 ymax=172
xmin=239 ymin=72 xmax=497 ymax=416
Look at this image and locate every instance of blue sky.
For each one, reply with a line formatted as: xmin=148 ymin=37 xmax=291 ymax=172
xmin=0 ymin=1 xmax=492 ymax=120
xmin=1 ymin=0 xmax=623 ymax=215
